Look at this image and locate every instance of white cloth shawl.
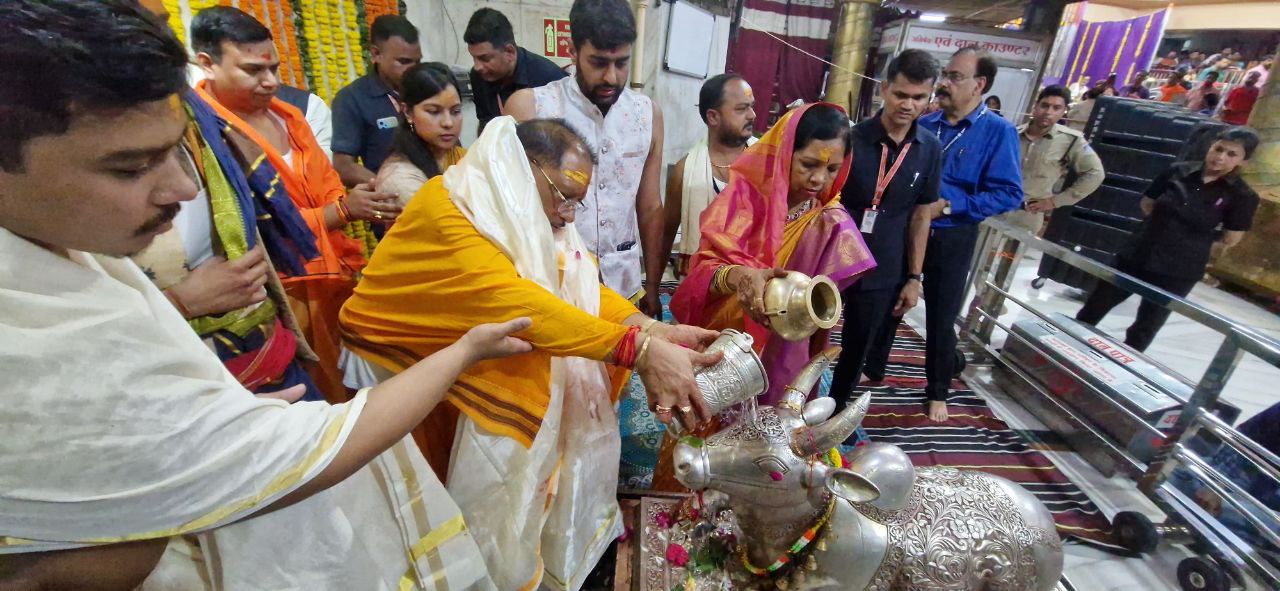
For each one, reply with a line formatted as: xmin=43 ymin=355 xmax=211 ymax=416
xmin=0 ymin=227 xmax=491 ymax=590
xmin=679 ymin=136 xmax=758 ymax=255
xmin=443 ymin=116 xmax=622 ymax=591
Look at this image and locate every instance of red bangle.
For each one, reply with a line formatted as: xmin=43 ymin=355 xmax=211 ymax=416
xmin=614 ymin=326 xmax=641 ymax=369
xmin=164 ymin=288 xmax=192 ymax=318
xmin=336 ymin=197 xmax=352 ymax=225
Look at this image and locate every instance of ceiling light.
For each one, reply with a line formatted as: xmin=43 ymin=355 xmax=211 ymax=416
xmin=920 ymin=13 xmax=947 ymax=23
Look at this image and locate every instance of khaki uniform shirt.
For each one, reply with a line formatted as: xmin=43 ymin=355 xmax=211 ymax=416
xmin=1001 ymin=123 xmax=1105 ymax=233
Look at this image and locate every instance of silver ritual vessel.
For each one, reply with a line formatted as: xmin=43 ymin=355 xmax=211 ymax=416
xmin=672 ymin=348 xmax=1064 ymax=590
xmin=671 ymin=329 xmax=768 ymax=434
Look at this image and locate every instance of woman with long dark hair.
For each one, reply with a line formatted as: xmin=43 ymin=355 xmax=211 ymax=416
xmin=984 ymin=94 xmax=1003 ymax=115
xmin=376 ymin=62 xmax=466 ymax=206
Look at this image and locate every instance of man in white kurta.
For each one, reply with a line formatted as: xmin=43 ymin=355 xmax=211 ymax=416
xmin=0 ymin=2 xmax=522 ymax=588
xmin=504 ymin=0 xmax=667 ymax=318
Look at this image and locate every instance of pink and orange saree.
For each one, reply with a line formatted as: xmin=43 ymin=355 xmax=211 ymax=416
xmin=669 ymin=103 xmax=876 ymax=404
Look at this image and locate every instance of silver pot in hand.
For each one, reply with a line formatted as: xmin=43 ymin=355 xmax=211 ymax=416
xmin=670 ymin=329 xmax=767 ymax=434
xmin=762 ymin=271 xmax=842 ymax=341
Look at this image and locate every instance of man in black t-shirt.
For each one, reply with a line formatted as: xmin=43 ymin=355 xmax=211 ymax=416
xmin=829 ymin=49 xmax=944 ymax=413
xmin=1077 ymin=126 xmax=1261 ymax=351
xmin=465 ymin=7 xmax=568 ymax=133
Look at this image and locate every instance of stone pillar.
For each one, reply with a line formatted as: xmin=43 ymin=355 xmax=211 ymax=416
xmin=1021 ymin=0 xmax=1068 ymax=37
xmin=1211 ymin=53 xmax=1280 ymax=296
xmin=823 ymin=0 xmax=878 ymax=113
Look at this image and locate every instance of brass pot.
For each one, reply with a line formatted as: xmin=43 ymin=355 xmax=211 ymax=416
xmin=670 ymin=329 xmax=767 ymax=433
xmin=762 ymin=271 xmax=842 ymax=341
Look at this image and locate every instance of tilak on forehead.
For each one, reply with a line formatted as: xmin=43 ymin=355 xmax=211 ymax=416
xmin=561 ymin=168 xmax=590 ymax=188
xmin=818 ymin=147 xmax=834 ymax=163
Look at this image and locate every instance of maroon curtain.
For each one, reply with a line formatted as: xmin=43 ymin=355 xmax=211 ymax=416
xmin=728 ymin=0 xmax=838 ymax=127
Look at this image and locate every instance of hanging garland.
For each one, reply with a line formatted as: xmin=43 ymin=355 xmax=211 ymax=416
xmin=163 ymin=0 xmax=185 ymax=44
xmin=173 ymin=0 xmax=390 ymax=101
xmin=258 ymin=0 xmax=295 ymax=87
xmin=364 ymin=0 xmax=397 ymax=24
xmin=298 ymin=0 xmax=323 ymax=95
xmin=339 ymin=0 xmax=361 ymax=85
xmin=279 ymin=0 xmax=306 ymax=89
xmin=355 ymin=0 xmax=371 ymax=69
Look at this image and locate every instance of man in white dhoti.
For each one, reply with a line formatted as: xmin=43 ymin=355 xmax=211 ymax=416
xmin=660 ymin=73 xmax=758 ymax=277
xmin=0 ymin=2 xmax=527 ymax=589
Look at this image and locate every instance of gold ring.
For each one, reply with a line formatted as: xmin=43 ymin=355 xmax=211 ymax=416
xmin=679 ymin=405 xmax=693 ymax=413
xmin=374 ymin=211 xmax=383 ymax=220
xmin=654 ymin=404 xmax=672 ymax=414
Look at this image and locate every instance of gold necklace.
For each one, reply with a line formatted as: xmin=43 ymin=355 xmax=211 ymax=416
xmin=709 ymin=146 xmax=746 ymax=170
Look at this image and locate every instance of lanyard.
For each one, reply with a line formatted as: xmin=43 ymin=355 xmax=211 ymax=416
xmin=872 ymin=142 xmax=912 ymax=211
xmin=936 ymin=105 xmax=986 ymax=154
xmin=386 ymin=93 xmax=402 ymax=115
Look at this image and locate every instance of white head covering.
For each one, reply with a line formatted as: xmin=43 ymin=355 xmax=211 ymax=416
xmin=441 ymin=116 xmax=622 ymax=590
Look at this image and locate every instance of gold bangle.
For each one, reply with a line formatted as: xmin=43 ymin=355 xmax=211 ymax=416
xmin=713 ymin=264 xmax=739 ymax=295
xmin=641 ymin=317 xmax=660 ymax=335
xmin=635 ymin=334 xmax=653 ymax=369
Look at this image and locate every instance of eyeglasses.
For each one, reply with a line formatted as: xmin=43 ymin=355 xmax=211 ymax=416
xmin=941 ymin=70 xmax=975 ymax=83
xmin=531 ymin=160 xmax=588 ymax=212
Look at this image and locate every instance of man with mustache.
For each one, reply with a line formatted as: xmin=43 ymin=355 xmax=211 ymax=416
xmin=465 ymin=7 xmax=568 ymax=134
xmin=661 ymin=73 xmax=757 ymax=278
xmin=829 ymin=49 xmax=944 ymax=415
xmin=0 ymin=1 xmax=529 ymax=588
xmin=998 ymin=84 xmax=1104 ymax=234
xmin=505 ymin=0 xmax=667 ymax=318
xmin=126 ymin=0 xmax=332 ymax=404
xmin=864 ymin=46 xmax=1023 ymax=422
xmin=331 ymin=15 xmax=423 ymax=188
xmin=191 ymin=6 xmax=401 ymax=400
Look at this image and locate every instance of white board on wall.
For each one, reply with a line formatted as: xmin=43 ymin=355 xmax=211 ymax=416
xmin=663 ymin=1 xmax=715 ymax=79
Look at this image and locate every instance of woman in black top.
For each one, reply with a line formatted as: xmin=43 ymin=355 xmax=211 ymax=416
xmin=1076 ymin=126 xmax=1260 ymax=351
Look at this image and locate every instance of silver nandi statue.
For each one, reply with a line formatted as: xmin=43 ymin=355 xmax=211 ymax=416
xmin=672 ymin=347 xmax=1064 ymax=590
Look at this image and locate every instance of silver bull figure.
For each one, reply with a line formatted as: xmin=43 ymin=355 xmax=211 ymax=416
xmin=673 ymin=348 xmax=1064 ymax=590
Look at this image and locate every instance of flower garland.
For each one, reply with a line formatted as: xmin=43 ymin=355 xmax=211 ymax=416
xmin=343 ymin=221 xmax=378 ymax=259
xmin=354 ymin=0 xmax=371 ymax=69
xmin=737 ymin=495 xmax=836 ymax=578
xmin=364 ymin=0 xmax=397 ymax=24
xmin=299 ymin=0 xmax=323 ymax=95
xmin=339 ymin=0 xmax=362 ymax=83
xmin=279 ymin=0 xmax=306 ymax=89
xmin=259 ymin=0 xmax=296 ymax=87
xmin=162 ymin=0 xmax=185 ymax=44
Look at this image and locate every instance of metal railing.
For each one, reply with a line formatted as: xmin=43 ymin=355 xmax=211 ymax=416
xmin=962 ymin=217 xmax=1280 ymax=590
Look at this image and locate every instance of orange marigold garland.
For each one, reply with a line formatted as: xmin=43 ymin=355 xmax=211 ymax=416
xmin=280 ymin=0 xmax=307 ymax=90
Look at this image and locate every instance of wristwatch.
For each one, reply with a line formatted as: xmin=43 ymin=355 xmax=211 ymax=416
xmin=941 ymin=200 xmax=952 ymax=216
xmin=906 ymin=273 xmax=923 ymax=283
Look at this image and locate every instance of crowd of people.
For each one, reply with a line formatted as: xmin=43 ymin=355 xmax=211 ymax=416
xmin=0 ymin=0 xmax=1266 ymax=589
xmin=1065 ymin=46 xmax=1272 ymax=128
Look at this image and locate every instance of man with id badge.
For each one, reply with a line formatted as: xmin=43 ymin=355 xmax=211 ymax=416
xmin=862 ymin=46 xmax=1023 ymax=422
xmin=829 ymin=49 xmax=943 ymax=416
xmin=331 ymin=16 xmax=423 ymax=187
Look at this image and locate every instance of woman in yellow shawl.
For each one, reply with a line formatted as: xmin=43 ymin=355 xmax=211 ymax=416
xmin=340 ymin=117 xmax=721 ymax=590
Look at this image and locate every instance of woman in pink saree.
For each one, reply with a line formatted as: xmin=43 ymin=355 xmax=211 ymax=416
xmin=670 ymin=103 xmax=876 ymax=406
